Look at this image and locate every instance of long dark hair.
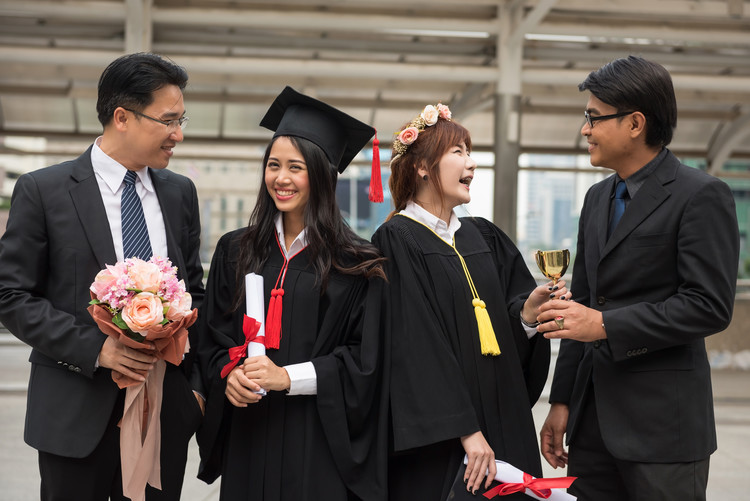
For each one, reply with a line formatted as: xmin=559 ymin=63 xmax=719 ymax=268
xmin=233 ymin=135 xmax=385 ymax=310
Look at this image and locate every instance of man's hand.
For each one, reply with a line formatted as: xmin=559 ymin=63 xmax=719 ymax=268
xmin=537 ymin=299 xmax=606 ymax=342
xmin=540 ymin=403 xmax=570 ymax=468
xmin=98 ymin=336 xmax=156 ymax=382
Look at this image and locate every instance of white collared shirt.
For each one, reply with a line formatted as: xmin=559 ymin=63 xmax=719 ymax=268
xmin=399 ymin=201 xmax=536 ymax=338
xmin=272 ymin=213 xmax=317 ymax=395
xmin=91 ymin=137 xmax=168 ymax=262
xmin=399 ymin=201 xmax=461 ymax=245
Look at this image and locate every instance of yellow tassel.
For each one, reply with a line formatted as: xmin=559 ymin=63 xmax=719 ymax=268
xmin=473 ymin=298 xmax=501 ymax=356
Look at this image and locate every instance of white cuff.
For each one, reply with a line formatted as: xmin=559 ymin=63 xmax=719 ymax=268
xmin=284 ymin=361 xmax=317 ymax=395
xmin=520 ymin=319 xmax=538 ymax=339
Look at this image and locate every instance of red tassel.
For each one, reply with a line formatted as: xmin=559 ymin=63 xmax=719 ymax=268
xmin=368 ymin=131 xmax=384 ymax=203
xmin=264 ymin=288 xmax=284 ymax=349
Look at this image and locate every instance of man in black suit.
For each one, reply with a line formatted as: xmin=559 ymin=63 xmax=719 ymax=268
xmin=535 ymin=56 xmax=739 ymax=500
xmin=0 ymin=53 xmax=205 ymax=500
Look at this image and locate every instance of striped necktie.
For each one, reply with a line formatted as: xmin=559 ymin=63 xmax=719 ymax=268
xmin=121 ymin=170 xmax=153 ymax=260
xmin=608 ymin=179 xmax=628 ymax=239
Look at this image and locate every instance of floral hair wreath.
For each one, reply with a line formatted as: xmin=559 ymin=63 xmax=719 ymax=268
xmin=391 ymin=103 xmax=452 ymax=164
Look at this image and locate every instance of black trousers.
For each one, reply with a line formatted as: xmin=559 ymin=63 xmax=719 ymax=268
xmin=38 ymin=365 xmax=202 ymax=501
xmin=568 ymin=393 xmax=710 ymax=501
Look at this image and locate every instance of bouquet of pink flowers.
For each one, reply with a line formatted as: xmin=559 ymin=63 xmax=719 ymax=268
xmin=87 ymin=256 xmax=198 ymax=501
xmin=88 ymin=256 xmax=197 ymax=386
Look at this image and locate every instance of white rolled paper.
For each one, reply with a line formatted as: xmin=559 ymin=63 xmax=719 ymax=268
xmin=245 ymin=273 xmax=267 ymax=395
xmin=463 ymin=456 xmax=577 ymax=501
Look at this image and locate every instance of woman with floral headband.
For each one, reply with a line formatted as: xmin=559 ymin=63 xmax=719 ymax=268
xmin=372 ymin=104 xmax=569 ymax=499
xmin=196 ymin=87 xmax=388 ymax=501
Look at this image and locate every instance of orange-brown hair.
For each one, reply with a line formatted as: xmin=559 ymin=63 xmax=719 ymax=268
xmin=388 ymin=117 xmax=472 ymax=217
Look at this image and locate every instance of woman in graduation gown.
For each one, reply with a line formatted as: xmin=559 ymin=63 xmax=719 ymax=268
xmin=196 ymin=87 xmax=388 ymax=501
xmin=372 ymin=104 xmax=569 ymax=499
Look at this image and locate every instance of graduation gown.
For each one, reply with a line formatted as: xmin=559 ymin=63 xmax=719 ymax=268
xmin=196 ymin=228 xmax=387 ymax=501
xmin=372 ymin=215 xmax=549 ymax=500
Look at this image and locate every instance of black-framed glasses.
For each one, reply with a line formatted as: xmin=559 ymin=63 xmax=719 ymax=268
xmin=124 ymin=108 xmax=189 ymax=130
xmin=584 ymin=110 xmax=635 ymax=128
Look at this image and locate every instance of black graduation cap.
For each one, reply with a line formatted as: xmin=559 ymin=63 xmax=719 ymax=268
xmin=259 ymin=86 xmax=375 ymax=174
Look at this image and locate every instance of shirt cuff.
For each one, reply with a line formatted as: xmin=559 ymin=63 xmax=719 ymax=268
xmin=284 ymin=361 xmax=317 ymax=395
xmin=520 ymin=318 xmax=538 ymax=339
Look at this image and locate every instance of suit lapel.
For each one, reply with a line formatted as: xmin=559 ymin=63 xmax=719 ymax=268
xmin=69 ymin=148 xmax=117 ymax=267
xmin=150 ymin=169 xmax=186 ymax=278
xmin=596 ymin=177 xmax=616 ymax=255
xmin=600 ymin=153 xmax=676 ymax=259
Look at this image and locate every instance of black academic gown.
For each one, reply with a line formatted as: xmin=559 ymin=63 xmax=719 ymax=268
xmin=372 ymin=215 xmax=549 ymax=501
xmin=196 ymin=228 xmax=387 ymax=501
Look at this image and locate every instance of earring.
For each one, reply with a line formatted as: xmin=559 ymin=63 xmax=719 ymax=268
xmin=422 ymin=174 xmax=428 ymax=181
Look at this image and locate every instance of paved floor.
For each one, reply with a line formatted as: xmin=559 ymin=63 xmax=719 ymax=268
xmin=1 ymin=334 xmax=748 ymax=500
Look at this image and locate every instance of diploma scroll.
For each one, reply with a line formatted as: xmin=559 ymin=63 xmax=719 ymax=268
xmin=245 ymin=273 xmax=267 ymax=396
xmin=448 ymin=456 xmax=577 ymax=500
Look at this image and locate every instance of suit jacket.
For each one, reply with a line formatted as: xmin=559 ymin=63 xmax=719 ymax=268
xmin=550 ymin=149 xmax=739 ymax=463
xmin=0 ymin=146 xmax=205 ymax=458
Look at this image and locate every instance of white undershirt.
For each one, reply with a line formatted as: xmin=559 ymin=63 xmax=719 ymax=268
xmin=91 ymin=137 xmax=168 ymax=261
xmin=399 ymin=201 xmax=537 ymax=339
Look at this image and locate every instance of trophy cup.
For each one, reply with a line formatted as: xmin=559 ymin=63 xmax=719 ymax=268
xmin=535 ymin=249 xmax=570 ymax=285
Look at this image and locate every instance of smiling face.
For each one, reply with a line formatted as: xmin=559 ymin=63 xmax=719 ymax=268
xmin=114 ymin=84 xmax=186 ymax=171
xmin=264 ymin=136 xmax=310 ymax=225
xmin=436 ymin=141 xmax=476 ymax=209
xmin=581 ymin=94 xmax=636 ymax=171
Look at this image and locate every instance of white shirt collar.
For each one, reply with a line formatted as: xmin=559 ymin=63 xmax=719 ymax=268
xmin=399 ymin=200 xmax=461 ymax=245
xmin=91 ymin=136 xmax=154 ymax=194
xmin=273 ymin=213 xmax=308 ymax=257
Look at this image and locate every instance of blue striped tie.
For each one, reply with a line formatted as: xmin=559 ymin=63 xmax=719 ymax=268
xmin=608 ymin=179 xmax=628 ymax=239
xmin=121 ymin=170 xmax=153 ymax=260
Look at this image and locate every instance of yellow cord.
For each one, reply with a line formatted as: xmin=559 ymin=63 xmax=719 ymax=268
xmin=397 ymin=214 xmax=501 ymax=356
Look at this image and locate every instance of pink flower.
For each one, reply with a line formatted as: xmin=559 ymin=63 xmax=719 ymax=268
xmin=129 ymin=259 xmax=162 ymax=293
xmin=121 ymin=292 xmax=164 ymax=333
xmin=398 ymin=126 xmax=420 ymax=146
xmin=165 ymin=292 xmax=193 ymax=322
xmin=437 ymin=103 xmax=452 ymax=120
xmin=421 ymin=105 xmax=439 ymax=125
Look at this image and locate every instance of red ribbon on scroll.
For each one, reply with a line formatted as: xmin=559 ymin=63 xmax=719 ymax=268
xmin=220 ymin=314 xmax=264 ymax=378
xmin=483 ymin=473 xmax=577 ymax=499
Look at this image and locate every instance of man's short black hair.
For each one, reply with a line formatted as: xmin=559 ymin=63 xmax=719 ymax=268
xmin=579 ymin=55 xmax=677 ymax=148
xmin=96 ymin=52 xmax=188 ymax=127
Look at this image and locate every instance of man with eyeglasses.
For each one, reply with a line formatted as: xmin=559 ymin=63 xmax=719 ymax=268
xmin=534 ymin=56 xmax=739 ymax=500
xmin=0 ymin=53 xmax=205 ymax=500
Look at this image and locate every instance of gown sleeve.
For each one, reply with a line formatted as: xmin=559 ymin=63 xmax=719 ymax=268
xmin=196 ymin=230 xmax=244 ymax=483
xmin=314 ymin=275 xmax=389 ymax=501
xmin=373 ymin=222 xmax=480 ymax=452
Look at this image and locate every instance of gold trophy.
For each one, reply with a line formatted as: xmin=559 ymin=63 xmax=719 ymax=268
xmin=535 ymin=249 xmax=570 ymax=285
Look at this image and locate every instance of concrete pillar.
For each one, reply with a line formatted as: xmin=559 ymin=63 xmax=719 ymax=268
xmin=125 ymin=0 xmax=153 ymax=53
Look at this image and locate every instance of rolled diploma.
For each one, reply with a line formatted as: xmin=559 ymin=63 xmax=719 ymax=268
xmin=245 ymin=272 xmax=267 ymax=395
xmin=463 ymin=456 xmax=577 ymax=501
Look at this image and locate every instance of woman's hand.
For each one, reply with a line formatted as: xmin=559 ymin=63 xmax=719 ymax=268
xmin=521 ymin=279 xmax=570 ymax=326
xmin=460 ymin=431 xmax=496 ymax=494
xmin=225 ymin=366 xmax=264 ymax=407
xmin=243 ymin=355 xmax=291 ymax=392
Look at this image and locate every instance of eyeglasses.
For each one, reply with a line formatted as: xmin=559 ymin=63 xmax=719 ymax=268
xmin=584 ymin=110 xmax=635 ymax=128
xmin=124 ymin=108 xmax=189 ymax=130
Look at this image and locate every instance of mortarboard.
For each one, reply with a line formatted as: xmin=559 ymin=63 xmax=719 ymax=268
xmin=259 ymin=86 xmax=383 ymax=202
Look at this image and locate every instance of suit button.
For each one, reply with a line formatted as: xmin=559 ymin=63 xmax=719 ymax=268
xmin=626 ymin=349 xmax=632 ymax=356
xmin=597 ymin=296 xmax=606 ymax=305
xmin=594 ymin=340 xmax=602 ymax=348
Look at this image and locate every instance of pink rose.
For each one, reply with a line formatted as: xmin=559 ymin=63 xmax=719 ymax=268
xmin=421 ymin=105 xmax=439 ymax=126
xmin=90 ymin=263 xmax=129 ymax=301
xmin=121 ymin=292 xmax=164 ymax=333
xmin=129 ymin=260 xmax=162 ymax=293
xmin=165 ymin=292 xmax=193 ymax=322
xmin=398 ymin=126 xmax=420 ymax=146
xmin=437 ymin=103 xmax=452 ymax=120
